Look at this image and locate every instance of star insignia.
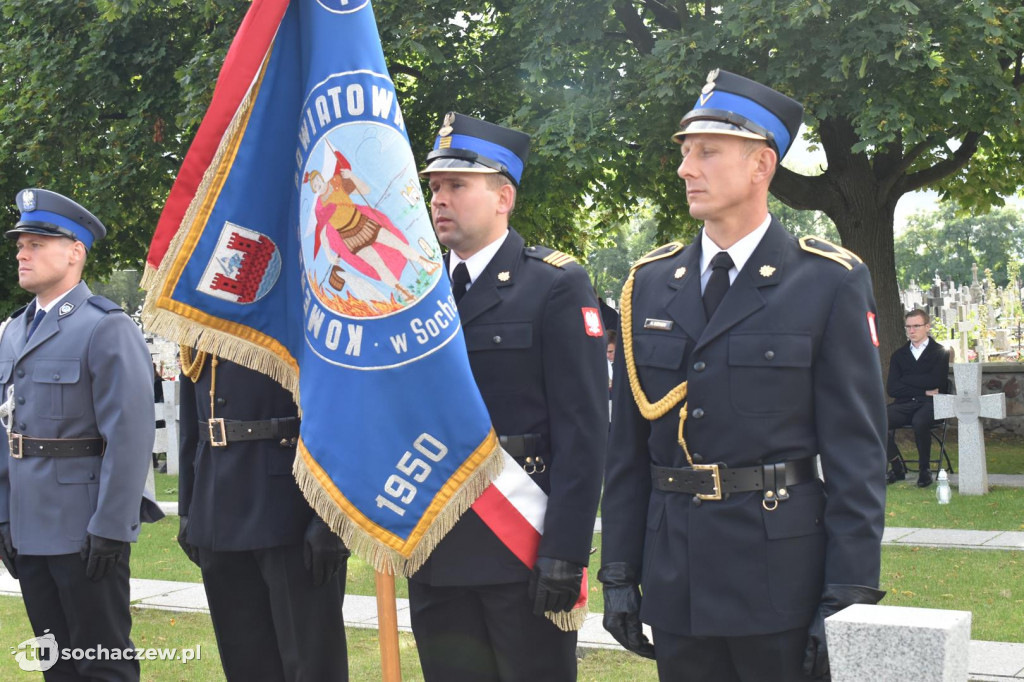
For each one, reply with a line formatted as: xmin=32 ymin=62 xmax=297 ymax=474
xmin=498 ymin=271 xmax=510 ymax=282
xmin=674 ymin=267 xmax=686 ymax=279
xmin=759 ymin=265 xmax=776 ymax=277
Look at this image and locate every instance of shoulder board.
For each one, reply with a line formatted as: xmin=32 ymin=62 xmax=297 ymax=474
xmin=798 ymin=236 xmax=863 ymax=271
xmin=525 ymin=245 xmax=577 ymax=269
xmin=87 ymin=295 xmax=124 ymax=313
xmin=632 ymin=241 xmax=685 ymax=271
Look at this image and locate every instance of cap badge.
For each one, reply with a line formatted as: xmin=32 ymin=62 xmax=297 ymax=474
xmin=438 ymin=112 xmax=455 ymax=138
xmin=58 ymin=302 xmax=75 ymax=316
xmin=498 ymin=271 xmax=510 ymax=282
xmin=701 ymin=69 xmax=719 ymax=94
xmin=22 ymin=191 xmax=36 ymax=212
xmin=674 ymin=266 xmax=687 ymax=279
xmin=759 ymin=265 xmax=776 ymax=277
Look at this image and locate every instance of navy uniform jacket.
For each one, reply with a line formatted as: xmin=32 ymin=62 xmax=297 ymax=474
xmin=412 ymin=229 xmax=607 ymax=586
xmin=602 ymin=220 xmax=887 ymax=637
xmin=179 ymin=358 xmax=313 ymax=550
xmin=887 ymin=336 xmax=949 ymax=404
xmin=0 ymin=281 xmax=163 ymax=555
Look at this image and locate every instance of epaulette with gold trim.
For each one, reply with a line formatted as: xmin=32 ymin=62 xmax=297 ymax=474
xmin=799 ymin=236 xmax=863 ymax=271
xmin=631 ymin=241 xmax=685 ymax=271
xmin=525 ymin=245 xmax=577 ymax=269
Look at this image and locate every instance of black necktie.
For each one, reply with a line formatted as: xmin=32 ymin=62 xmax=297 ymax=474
xmin=26 ymin=307 xmax=46 ymax=339
xmin=702 ymin=251 xmax=734 ymax=320
xmin=451 ymin=262 xmax=471 ymax=303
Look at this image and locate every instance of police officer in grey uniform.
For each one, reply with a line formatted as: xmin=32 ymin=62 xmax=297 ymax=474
xmin=176 ymin=352 xmax=350 ymax=681
xmin=409 ymin=113 xmax=608 ymax=681
xmin=0 ymin=188 xmax=163 ymax=681
xmin=600 ymin=71 xmax=888 ymax=681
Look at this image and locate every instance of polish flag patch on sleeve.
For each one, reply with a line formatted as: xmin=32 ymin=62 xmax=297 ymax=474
xmin=867 ymin=311 xmax=879 ymax=347
xmin=582 ymin=307 xmax=604 ymax=337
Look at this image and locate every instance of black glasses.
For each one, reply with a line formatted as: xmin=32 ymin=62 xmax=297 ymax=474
xmin=904 ymin=324 xmax=927 ymax=330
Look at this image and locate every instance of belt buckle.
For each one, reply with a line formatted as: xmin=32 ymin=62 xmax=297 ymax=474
xmin=208 ymin=418 xmax=228 ymax=447
xmin=693 ymin=463 xmax=722 ymax=501
xmin=8 ymin=433 xmax=22 ymax=459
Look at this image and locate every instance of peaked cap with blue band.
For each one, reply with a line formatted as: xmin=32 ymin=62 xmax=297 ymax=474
xmin=420 ymin=112 xmax=531 ymax=186
xmin=672 ymin=69 xmax=804 ymax=161
xmin=8 ymin=188 xmax=106 ymax=250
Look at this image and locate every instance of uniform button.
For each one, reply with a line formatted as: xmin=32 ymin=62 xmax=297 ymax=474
xmin=692 ymin=497 xmax=702 ymax=507
xmin=691 ymin=408 xmax=704 ymax=419
xmin=764 ymin=350 xmax=775 ymax=361
xmin=16 ymin=397 xmax=24 ymax=405
xmin=492 ymin=336 xmax=502 ymax=344
xmin=16 ymin=369 xmax=24 ymax=378
xmin=693 ymin=361 xmax=706 ymax=372
xmin=216 ymin=397 xmax=226 ymax=406
xmin=53 ymin=374 xmax=60 ymax=381
xmin=17 ymin=423 xmax=26 ymax=431
xmin=89 ymin=473 xmax=96 ymax=480
xmin=131 ymin=522 xmax=138 ymax=530
xmin=691 ymin=453 xmax=703 ymax=464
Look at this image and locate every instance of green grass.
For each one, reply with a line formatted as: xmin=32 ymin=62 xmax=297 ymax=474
xmin=153 ymin=472 xmax=178 ymax=502
xmin=885 ymin=484 xmax=1024 ymax=530
xmin=131 ymin=517 xmax=202 ymax=583
xmin=882 ymin=546 xmax=1024 ymax=642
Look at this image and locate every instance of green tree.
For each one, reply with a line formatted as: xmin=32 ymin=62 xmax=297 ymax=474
xmin=486 ymin=0 xmax=1024 ymax=371
xmin=0 ymin=0 xmax=247 ymax=311
xmin=895 ymin=203 xmax=1024 ymax=288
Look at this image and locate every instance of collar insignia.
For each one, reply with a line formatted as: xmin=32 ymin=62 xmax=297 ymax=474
xmin=759 ymin=265 xmax=776 ymax=277
xmin=58 ymin=302 xmax=75 ymax=316
xmin=674 ymin=266 xmax=687 ymax=279
xmin=497 ymin=271 xmax=510 ymax=282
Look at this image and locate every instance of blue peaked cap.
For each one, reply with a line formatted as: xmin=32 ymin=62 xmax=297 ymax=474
xmin=420 ymin=112 xmax=531 ymax=186
xmin=8 ymin=188 xmax=106 ymax=250
xmin=672 ymin=69 xmax=804 ymax=160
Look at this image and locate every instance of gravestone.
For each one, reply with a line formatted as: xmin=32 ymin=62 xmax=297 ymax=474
xmin=825 ymin=604 xmax=970 ymax=682
xmin=162 ymin=380 xmax=180 ymax=475
xmin=933 ymin=363 xmax=1007 ymax=495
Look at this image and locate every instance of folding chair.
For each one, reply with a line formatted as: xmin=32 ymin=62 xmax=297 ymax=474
xmin=890 ymin=419 xmax=954 ymax=476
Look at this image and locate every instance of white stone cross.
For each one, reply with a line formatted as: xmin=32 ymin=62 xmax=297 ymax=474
xmin=933 ymin=363 xmax=1006 ymax=495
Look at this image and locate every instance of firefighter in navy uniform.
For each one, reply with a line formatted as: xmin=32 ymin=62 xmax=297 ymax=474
xmin=600 ymin=71 xmax=888 ymax=681
xmin=176 ymin=353 xmax=350 ymax=681
xmin=0 ymin=188 xmax=164 ymax=681
xmin=409 ymin=113 xmax=608 ymax=681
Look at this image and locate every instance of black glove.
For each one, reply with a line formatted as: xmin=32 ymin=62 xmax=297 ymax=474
xmin=0 ymin=522 xmax=18 ymax=579
xmin=598 ymin=562 xmax=655 ymax=659
xmin=177 ymin=515 xmax=201 ymax=567
xmin=803 ymin=584 xmax=886 ymax=679
xmin=79 ymin=534 xmax=127 ymax=582
xmin=528 ymin=556 xmax=584 ymax=615
xmin=303 ymin=516 xmax=350 ymax=588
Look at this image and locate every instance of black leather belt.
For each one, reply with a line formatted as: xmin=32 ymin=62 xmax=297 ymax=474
xmin=499 ymin=434 xmax=546 ymax=474
xmin=199 ymin=417 xmax=299 ymax=447
xmin=651 ymin=458 xmax=817 ymax=505
xmin=8 ymin=434 xmax=104 ymax=459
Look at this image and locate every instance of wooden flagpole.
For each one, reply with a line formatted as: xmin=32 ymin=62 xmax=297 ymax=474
xmin=375 ymin=570 xmax=403 ymax=681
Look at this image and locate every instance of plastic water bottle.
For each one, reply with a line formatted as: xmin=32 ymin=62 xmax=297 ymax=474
xmin=936 ymin=469 xmax=951 ymax=505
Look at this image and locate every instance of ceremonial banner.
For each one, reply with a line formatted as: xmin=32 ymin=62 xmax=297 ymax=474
xmin=142 ymin=0 xmax=503 ymax=574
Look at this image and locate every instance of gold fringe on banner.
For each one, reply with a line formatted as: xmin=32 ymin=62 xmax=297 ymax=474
xmin=547 ymin=603 xmax=589 ymax=632
xmin=293 ymin=431 xmax=505 ymax=575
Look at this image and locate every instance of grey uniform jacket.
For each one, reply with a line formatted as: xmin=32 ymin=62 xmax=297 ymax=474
xmin=0 ymin=281 xmax=163 ymax=555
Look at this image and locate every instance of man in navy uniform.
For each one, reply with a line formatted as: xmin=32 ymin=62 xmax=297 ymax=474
xmin=600 ymin=71 xmax=888 ymax=681
xmin=0 ymin=188 xmax=163 ymax=681
xmin=409 ymin=112 xmax=608 ymax=681
xmin=176 ymin=353 xmax=350 ymax=681
xmin=885 ymin=308 xmax=950 ymax=487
